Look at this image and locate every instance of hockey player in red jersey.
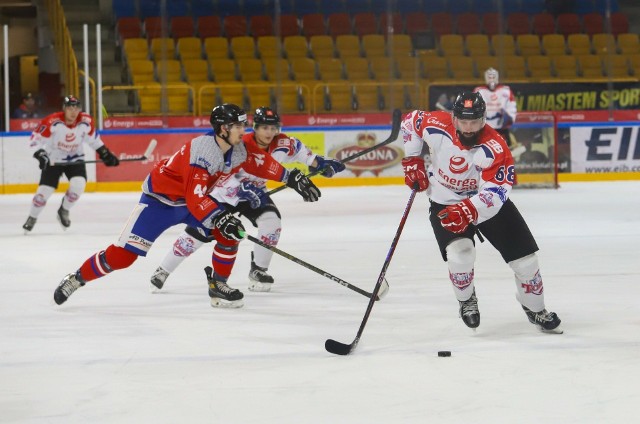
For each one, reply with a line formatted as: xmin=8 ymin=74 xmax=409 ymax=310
xmin=53 ymin=104 xmax=321 ymax=308
xmin=22 ymin=95 xmax=120 ymax=233
xmin=149 ymin=107 xmax=345 ymax=293
xmin=401 ymin=92 xmax=561 ymax=333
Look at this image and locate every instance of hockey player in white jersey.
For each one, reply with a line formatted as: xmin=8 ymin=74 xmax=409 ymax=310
xmin=22 ymin=95 xmax=120 ymax=233
xmin=473 ymin=68 xmax=517 ymax=148
xmin=150 ymin=107 xmax=345 ymax=293
xmin=401 ymin=92 xmax=561 ymax=333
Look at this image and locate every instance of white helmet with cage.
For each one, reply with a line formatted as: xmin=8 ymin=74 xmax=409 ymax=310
xmin=484 ymin=68 xmax=499 ymax=90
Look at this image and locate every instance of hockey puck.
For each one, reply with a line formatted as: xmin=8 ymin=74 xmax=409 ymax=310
xmin=437 ymin=351 xmax=451 ymax=357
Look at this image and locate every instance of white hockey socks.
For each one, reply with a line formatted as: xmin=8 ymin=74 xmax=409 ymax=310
xmin=252 ymin=211 xmax=281 ymax=269
xmin=160 ymin=230 xmax=206 ymax=273
xmin=61 ymin=176 xmax=86 ymax=210
xmin=28 ymin=185 xmax=55 ymax=218
xmin=509 ymin=253 xmax=545 ymax=313
xmin=446 ymin=238 xmax=476 ymax=302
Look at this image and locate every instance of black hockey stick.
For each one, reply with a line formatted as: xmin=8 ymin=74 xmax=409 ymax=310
xmin=267 ymin=108 xmax=403 ymax=196
xmin=325 ymin=189 xmax=417 ymax=356
xmin=243 ymin=233 xmax=389 ymax=300
xmin=51 ymin=139 xmax=158 ymax=166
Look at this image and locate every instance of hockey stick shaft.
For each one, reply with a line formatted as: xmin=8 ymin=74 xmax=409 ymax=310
xmin=325 ymin=189 xmax=417 ymax=355
xmin=267 ymin=108 xmax=403 ymax=196
xmin=51 ymin=139 xmax=157 ymax=166
xmin=244 ymin=233 xmax=384 ymax=300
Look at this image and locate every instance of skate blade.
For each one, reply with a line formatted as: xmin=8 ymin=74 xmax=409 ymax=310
xmin=210 ymin=298 xmax=244 ymax=308
xmin=539 ymin=326 xmax=563 ymax=334
xmin=149 ymin=283 xmax=163 ymax=294
xmin=248 ymin=281 xmax=272 ymax=292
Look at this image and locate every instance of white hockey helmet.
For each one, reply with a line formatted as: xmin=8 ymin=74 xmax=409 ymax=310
xmin=484 ymin=68 xmax=499 ymax=90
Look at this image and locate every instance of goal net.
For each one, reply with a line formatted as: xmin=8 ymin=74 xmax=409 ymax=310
xmin=510 ymin=112 xmax=558 ymax=188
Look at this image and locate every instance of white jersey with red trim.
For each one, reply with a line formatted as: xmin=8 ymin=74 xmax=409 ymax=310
xmin=210 ymin=132 xmax=316 ymax=206
xmin=473 ymin=85 xmax=517 ymax=130
xmin=402 ymin=110 xmax=516 ymax=224
xmin=29 ymin=111 xmax=104 ymax=164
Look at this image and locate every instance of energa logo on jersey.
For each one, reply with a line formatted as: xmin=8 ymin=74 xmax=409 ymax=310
xmin=449 ymin=156 xmax=469 ymax=173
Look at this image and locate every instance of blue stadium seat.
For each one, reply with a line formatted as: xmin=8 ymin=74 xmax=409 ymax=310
xmin=191 ymin=0 xmax=215 ymax=18
xmin=216 ymin=0 xmax=245 ymax=17
xmin=345 ymin=0 xmax=371 ymax=14
xmin=112 ymin=0 xmax=137 ymax=19
xmin=166 ymin=0 xmax=188 ymax=18
xmin=293 ymin=0 xmax=319 ymax=15
xmin=139 ymin=0 xmax=160 ymax=20
xmin=520 ymin=0 xmax=547 ymax=14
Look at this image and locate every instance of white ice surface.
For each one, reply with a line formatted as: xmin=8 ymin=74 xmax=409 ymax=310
xmin=1 ymin=182 xmax=639 ymax=424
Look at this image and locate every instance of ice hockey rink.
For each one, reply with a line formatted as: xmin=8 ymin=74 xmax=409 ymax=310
xmin=1 ymin=181 xmax=638 ymax=423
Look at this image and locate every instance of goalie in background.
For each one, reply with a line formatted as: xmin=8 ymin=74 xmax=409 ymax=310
xmin=150 ymin=107 xmax=345 ymax=294
xmin=22 ymin=95 xmax=119 ymax=234
xmin=401 ymin=92 xmax=562 ymax=333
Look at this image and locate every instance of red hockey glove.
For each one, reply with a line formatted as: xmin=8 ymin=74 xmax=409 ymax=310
xmin=402 ymin=156 xmax=428 ymax=192
xmin=437 ymin=199 xmax=478 ymax=234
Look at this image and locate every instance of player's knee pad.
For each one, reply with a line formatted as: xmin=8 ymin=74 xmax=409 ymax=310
xmin=445 ymin=238 xmax=475 ymax=272
xmin=104 ymin=244 xmax=139 ymax=270
xmin=172 ymin=232 xmax=205 ymax=257
xmin=508 ymin=253 xmax=539 ymax=280
xmin=256 ymin=211 xmax=281 ymax=246
xmin=66 ymin=176 xmax=86 ymax=203
xmin=33 ymin=186 xmax=55 ymax=207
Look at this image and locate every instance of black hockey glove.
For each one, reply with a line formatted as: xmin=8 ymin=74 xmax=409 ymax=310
xmin=212 ymin=210 xmax=246 ymax=241
xmin=96 ymin=146 xmax=120 ymax=166
xmin=309 ymin=156 xmax=346 ymax=178
xmin=286 ymin=169 xmax=321 ymax=202
xmin=33 ymin=149 xmax=50 ymax=170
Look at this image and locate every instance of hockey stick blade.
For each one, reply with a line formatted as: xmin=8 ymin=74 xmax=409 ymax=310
xmin=325 ymin=337 xmax=359 ymax=356
xmin=267 ymin=108 xmax=403 ymax=196
xmin=325 ymin=190 xmax=416 ymax=356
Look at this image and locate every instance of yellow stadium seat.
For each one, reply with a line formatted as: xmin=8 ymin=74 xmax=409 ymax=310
xmin=552 ymin=55 xmax=578 ymax=78
xmin=388 ymin=34 xmax=413 ymax=57
xmin=439 ymin=34 xmax=464 ymax=57
xmin=491 ymin=34 xmax=516 ymax=56
xmin=465 ymin=34 xmax=491 ymax=57
xmin=618 ymin=33 xmax=639 ymax=55
xmin=527 ymin=55 xmax=552 ymax=79
xmin=217 ymin=83 xmax=245 ymax=107
xmin=503 ymin=55 xmax=528 ymax=80
xmin=230 ymin=36 xmax=256 ymax=59
xmin=517 ymin=34 xmax=541 ymax=57
xmin=474 ymin=56 xmax=500 ymax=76
xmin=354 ymin=83 xmax=382 ymax=111
xmin=273 ymin=84 xmax=306 ymax=113
xmin=204 ymin=37 xmax=230 ymax=60
xmin=246 ymin=83 xmax=273 ymax=111
xmin=626 ymin=54 xmax=640 ymax=75
xmin=209 ymin=58 xmax=237 ymax=82
xmin=257 ymin=36 xmax=282 ymax=59
xmin=326 ymin=83 xmax=354 ymax=112
xmin=362 ymin=34 xmax=386 ymax=58
xmin=290 ymin=57 xmax=318 ymax=81
xmin=263 ymin=58 xmax=291 ymax=81
xmin=183 ymin=59 xmax=209 ymax=82
xmin=422 ymin=56 xmax=449 ymax=80
xmin=317 ymin=57 xmax=344 ymax=81
xmin=237 ymin=58 xmax=264 ymax=82
xmin=542 ymin=34 xmax=566 ymax=56
xmin=155 ymin=59 xmax=183 ymax=82
xmin=183 ymin=59 xmax=213 ymax=114
xmin=283 ymin=36 xmax=309 ymax=58
xmin=448 ymin=56 xmax=475 ymax=80
xmin=176 ymin=37 xmax=202 ymax=60
xmin=396 ymin=56 xmax=421 ymax=81
xmin=603 ymin=55 xmax=630 ymax=78
xmin=336 ymin=35 xmax=362 ymax=59
xmin=578 ymin=55 xmax=603 ymax=78
xmin=123 ymin=38 xmax=149 ymax=62
xmin=369 ymin=56 xmax=396 ymax=80
xmin=129 ymin=59 xmax=154 ymax=83
xmin=592 ymin=33 xmax=617 ymax=56
xmin=343 ymin=57 xmax=371 ymax=80
xmin=150 ymin=37 xmax=175 ymax=60
xmin=567 ymin=34 xmax=592 ymax=56
xmin=309 ymin=35 xmax=335 ymax=59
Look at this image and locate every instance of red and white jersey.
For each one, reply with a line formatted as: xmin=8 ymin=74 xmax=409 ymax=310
xmin=29 ymin=112 xmax=104 ymax=164
xmin=142 ymin=131 xmax=288 ymax=228
xmin=473 ymin=85 xmax=517 ymax=130
xmin=210 ymin=132 xmax=316 ymax=206
xmin=402 ymin=110 xmax=516 ymax=224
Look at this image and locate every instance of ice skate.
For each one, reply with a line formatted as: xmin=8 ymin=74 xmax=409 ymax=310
xmin=458 ymin=289 xmax=480 ymax=329
xmin=22 ymin=216 xmax=37 ymax=234
xmin=248 ymin=252 xmax=274 ymax=292
xmin=205 ymin=266 xmax=244 ymax=308
xmin=150 ymin=266 xmax=170 ymax=293
xmin=54 ymin=272 xmax=85 ymax=305
xmin=522 ymin=306 xmax=563 ymax=334
xmin=57 ymin=202 xmax=71 ymax=229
